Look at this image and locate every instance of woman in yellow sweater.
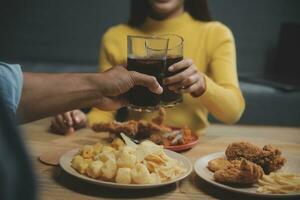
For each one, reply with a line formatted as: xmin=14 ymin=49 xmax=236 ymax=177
xmin=51 ymin=0 xmax=245 ymax=135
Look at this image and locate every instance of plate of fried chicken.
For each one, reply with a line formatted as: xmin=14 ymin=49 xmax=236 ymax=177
xmin=92 ymin=108 xmax=199 ymax=152
xmin=194 ymin=141 xmax=300 ymax=197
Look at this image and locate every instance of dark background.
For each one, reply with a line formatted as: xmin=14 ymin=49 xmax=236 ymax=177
xmin=1 ymin=0 xmax=300 ymax=126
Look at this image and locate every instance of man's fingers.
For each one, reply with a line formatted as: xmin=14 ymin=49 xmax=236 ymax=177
xmin=95 ymin=97 xmax=128 ymax=111
xmin=130 ymin=71 xmax=163 ymax=94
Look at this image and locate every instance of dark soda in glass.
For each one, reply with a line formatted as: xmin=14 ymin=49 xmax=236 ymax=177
xmin=127 ymin=57 xmax=165 ymax=108
xmin=161 ymin=56 xmax=183 ymax=105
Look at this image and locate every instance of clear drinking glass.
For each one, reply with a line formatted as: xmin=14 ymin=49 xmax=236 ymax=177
xmin=126 ymin=35 xmax=169 ymax=112
xmin=158 ymin=34 xmax=184 ymax=107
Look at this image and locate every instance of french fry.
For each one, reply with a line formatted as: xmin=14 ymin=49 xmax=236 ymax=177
xmin=257 ymin=172 xmax=300 ymax=194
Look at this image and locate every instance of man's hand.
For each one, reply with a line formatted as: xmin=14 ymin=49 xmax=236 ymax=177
xmin=19 ymin=67 xmax=162 ymax=123
xmin=94 ymin=66 xmax=163 ymax=110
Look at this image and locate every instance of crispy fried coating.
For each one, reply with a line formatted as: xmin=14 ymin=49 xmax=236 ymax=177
xmin=214 ymin=159 xmax=264 ymax=184
xmin=92 ymin=120 xmax=138 ymax=136
xmin=207 ymin=158 xmax=232 ymax=172
xmin=92 ymin=108 xmax=171 ymax=136
xmin=92 ymin=120 xmax=171 ymax=136
xmin=138 ymin=120 xmax=171 ymax=134
xmin=225 ymin=142 xmax=286 ymax=174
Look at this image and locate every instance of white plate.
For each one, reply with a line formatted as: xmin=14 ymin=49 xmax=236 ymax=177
xmin=194 ymin=152 xmax=300 ymax=198
xmin=60 ymin=148 xmax=193 ymax=189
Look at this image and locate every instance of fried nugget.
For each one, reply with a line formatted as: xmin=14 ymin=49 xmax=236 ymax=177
xmin=207 ymin=158 xmax=232 ymax=172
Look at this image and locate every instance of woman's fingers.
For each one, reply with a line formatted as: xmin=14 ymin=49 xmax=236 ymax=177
xmin=63 ymin=112 xmax=73 ymax=127
xmin=71 ymin=110 xmax=87 ymax=128
xmin=168 ymin=59 xmax=193 ymax=72
xmin=55 ymin=114 xmax=68 ymax=129
xmin=51 ymin=118 xmax=60 ymax=129
xmin=164 ymin=65 xmax=197 ymax=85
xmin=167 ymin=74 xmax=200 ymax=91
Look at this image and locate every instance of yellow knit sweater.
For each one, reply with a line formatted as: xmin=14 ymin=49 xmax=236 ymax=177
xmin=88 ymin=12 xmax=245 ymax=134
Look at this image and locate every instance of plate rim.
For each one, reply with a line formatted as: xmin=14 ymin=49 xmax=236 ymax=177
xmin=194 ymin=152 xmax=300 ymax=197
xmin=59 ymin=148 xmax=193 ymax=189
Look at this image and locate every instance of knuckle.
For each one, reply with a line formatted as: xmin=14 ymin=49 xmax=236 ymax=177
xmin=179 ymin=74 xmax=185 ymax=80
xmin=150 ymin=76 xmax=156 ymax=83
xmin=187 ymin=58 xmax=193 ymax=65
xmin=187 ymin=77 xmax=193 ymax=83
xmin=191 ymin=66 xmax=197 ymax=73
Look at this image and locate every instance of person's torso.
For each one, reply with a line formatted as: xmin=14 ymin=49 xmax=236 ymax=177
xmin=101 ymin=13 xmax=223 ymax=132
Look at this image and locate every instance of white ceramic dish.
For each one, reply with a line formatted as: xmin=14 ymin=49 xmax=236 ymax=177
xmin=60 ymin=148 xmax=193 ymax=189
xmin=194 ymin=152 xmax=300 ymax=198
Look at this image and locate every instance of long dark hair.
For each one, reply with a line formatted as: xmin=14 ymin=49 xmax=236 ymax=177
xmin=128 ymin=0 xmax=212 ymax=27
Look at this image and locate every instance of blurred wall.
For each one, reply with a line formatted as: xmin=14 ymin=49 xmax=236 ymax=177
xmin=0 ymin=0 xmax=300 ymax=75
xmin=0 ymin=0 xmax=130 ymax=66
xmin=210 ymin=0 xmax=300 ymax=77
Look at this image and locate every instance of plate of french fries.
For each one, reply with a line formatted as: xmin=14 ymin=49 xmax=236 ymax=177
xmin=195 ymin=151 xmax=300 ymax=197
xmin=59 ymin=136 xmax=192 ymax=189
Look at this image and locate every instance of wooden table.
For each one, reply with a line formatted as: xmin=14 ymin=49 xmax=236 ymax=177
xmin=22 ymin=118 xmax=300 ymax=200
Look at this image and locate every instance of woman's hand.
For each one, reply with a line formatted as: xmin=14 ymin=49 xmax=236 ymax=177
xmin=163 ymin=59 xmax=206 ymax=97
xmin=50 ymin=109 xmax=87 ymax=135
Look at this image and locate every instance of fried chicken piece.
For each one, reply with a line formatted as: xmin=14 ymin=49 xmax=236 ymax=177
xmin=92 ymin=119 xmax=171 ymax=137
xmin=92 ymin=107 xmax=172 ymax=139
xmin=261 ymin=144 xmax=286 ymax=174
xmin=214 ymin=159 xmax=264 ymax=185
xmin=92 ymin=120 xmax=138 ymax=136
xmin=149 ymin=133 xmax=163 ymax=145
xmin=225 ymin=142 xmax=286 ymax=174
xmin=207 ymin=158 xmax=232 ymax=172
xmin=138 ymin=120 xmax=171 ymax=134
xmin=151 ymin=107 xmax=166 ymax=125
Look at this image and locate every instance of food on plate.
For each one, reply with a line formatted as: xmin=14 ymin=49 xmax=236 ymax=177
xmin=101 ymin=159 xmax=117 ymax=180
xmin=150 ymin=126 xmax=195 ymax=146
xmin=86 ymin=160 xmax=103 ymax=178
xmin=213 ymin=159 xmax=264 ymax=184
xmin=92 ymin=120 xmax=171 ymax=137
xmin=92 ymin=107 xmax=197 ymax=147
xmin=257 ymin=172 xmax=300 ymax=194
xmin=207 ymin=158 xmax=232 ymax=172
xmin=70 ymin=138 xmax=186 ymax=184
xmin=110 ymin=138 xmax=125 ymax=150
xmin=115 ymin=168 xmax=132 ymax=184
xmin=225 ymin=142 xmax=286 ymax=174
xmin=131 ymin=163 xmax=152 ymax=184
xmin=71 ymin=155 xmax=92 ymax=174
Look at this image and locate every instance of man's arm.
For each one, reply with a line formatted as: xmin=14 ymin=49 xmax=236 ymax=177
xmin=18 ymin=67 xmax=162 ymax=123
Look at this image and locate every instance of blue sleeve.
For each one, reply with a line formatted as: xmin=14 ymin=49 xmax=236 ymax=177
xmin=0 ymin=62 xmax=23 ymax=113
